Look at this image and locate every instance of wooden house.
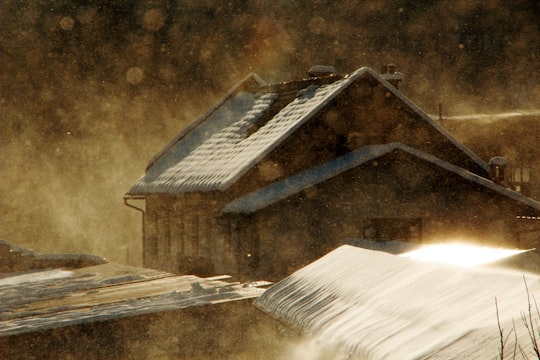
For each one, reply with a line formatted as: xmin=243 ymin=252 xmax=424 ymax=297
xmin=125 ymin=66 xmax=540 ymax=280
xmin=437 ymin=111 xmax=540 ymax=201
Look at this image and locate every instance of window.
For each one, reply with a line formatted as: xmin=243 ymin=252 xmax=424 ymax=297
xmin=509 ymin=165 xmax=531 ymax=197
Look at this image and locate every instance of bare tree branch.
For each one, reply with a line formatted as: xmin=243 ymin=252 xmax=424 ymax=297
xmin=521 ymin=276 xmax=539 ymax=359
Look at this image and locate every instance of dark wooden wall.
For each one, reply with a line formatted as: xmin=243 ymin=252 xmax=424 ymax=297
xmin=249 ymin=152 xmax=529 ymax=279
xmin=1 ymin=300 xmax=288 ymax=360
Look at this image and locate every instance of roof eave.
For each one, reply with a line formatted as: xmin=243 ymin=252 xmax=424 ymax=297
xmin=223 ymin=142 xmax=540 ymax=215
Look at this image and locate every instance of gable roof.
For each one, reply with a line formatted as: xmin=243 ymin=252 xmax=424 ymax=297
xmin=255 ymin=245 xmax=540 ymax=359
xmin=128 ymin=67 xmax=488 ymax=196
xmin=223 ymin=142 xmax=540 ymax=214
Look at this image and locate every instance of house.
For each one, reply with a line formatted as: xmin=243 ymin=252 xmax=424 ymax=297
xmin=125 ymin=65 xmax=540 ymax=280
xmin=0 ymin=243 xmax=272 ymax=359
xmin=0 ymin=239 xmax=106 ymax=273
xmin=436 ymin=111 xmax=540 ymax=201
xmin=255 ymin=245 xmax=540 ymax=359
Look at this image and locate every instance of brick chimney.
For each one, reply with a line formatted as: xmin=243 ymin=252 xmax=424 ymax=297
xmin=380 ymin=64 xmax=403 ymax=88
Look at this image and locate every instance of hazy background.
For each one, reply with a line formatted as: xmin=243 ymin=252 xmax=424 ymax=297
xmin=1 ymin=0 xmax=539 ymax=265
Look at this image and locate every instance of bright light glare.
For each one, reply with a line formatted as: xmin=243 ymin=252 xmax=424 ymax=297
xmin=399 ymin=243 xmax=529 ymax=267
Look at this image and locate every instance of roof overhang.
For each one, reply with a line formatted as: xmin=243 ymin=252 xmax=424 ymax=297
xmin=223 ymin=142 xmax=540 ymax=214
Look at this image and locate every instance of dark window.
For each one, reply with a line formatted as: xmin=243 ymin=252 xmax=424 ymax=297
xmin=509 ymin=165 xmax=531 ymax=197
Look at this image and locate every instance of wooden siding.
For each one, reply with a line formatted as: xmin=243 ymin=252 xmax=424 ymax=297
xmin=144 ymin=194 xmax=242 ymax=275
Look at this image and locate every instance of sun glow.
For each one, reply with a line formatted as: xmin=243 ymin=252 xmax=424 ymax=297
xmin=399 ymin=243 xmax=529 ymax=267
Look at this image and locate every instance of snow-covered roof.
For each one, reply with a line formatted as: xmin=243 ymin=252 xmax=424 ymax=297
xmin=0 ymin=262 xmax=267 ymax=336
xmin=255 ymin=245 xmax=540 ymax=359
xmin=128 ymin=67 xmax=488 ymax=195
xmin=129 ymin=70 xmax=363 ymax=194
xmin=223 ymin=142 xmax=540 ymax=214
xmin=143 ymin=72 xmax=267 ymax=174
xmin=130 ymin=91 xmax=279 ymax=193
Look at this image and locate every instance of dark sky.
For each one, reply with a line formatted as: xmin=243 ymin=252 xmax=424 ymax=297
xmin=1 ymin=0 xmax=539 ymax=263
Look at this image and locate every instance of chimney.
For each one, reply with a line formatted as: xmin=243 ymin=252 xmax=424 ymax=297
xmin=380 ymin=64 xmax=403 ymax=88
xmin=308 ymin=65 xmax=336 ymax=78
xmin=489 ymin=156 xmax=507 ymax=186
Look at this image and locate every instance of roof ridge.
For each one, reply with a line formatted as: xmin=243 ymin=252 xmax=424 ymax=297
xmin=363 ymin=68 xmax=490 ymax=174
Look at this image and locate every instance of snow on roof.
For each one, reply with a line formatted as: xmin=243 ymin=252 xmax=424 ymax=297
xmin=223 ymin=142 xmax=540 ymax=214
xmin=255 ymin=245 xmax=540 ymax=359
xmin=143 ymin=72 xmax=267 ymax=173
xmin=128 ymin=67 xmax=489 ymax=195
xmin=0 ymin=240 xmax=107 ymax=273
xmin=0 ymin=263 xmax=267 ymax=336
xmin=129 ymin=69 xmax=367 ymax=194
xmin=130 ymin=92 xmax=278 ymax=193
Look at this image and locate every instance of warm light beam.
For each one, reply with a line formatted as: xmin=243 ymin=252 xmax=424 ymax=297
xmin=399 ymin=243 xmax=529 ymax=267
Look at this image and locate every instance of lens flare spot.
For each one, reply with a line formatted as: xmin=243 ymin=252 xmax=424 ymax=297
xmin=400 ymin=243 xmax=528 ymax=267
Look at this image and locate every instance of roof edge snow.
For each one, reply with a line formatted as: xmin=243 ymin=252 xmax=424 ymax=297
xmin=223 ymin=142 xmax=540 ymax=214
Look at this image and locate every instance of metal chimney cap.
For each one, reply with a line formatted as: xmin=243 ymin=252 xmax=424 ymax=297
xmin=489 ymin=156 xmax=507 ymax=166
xmin=308 ymin=65 xmax=336 ymax=77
